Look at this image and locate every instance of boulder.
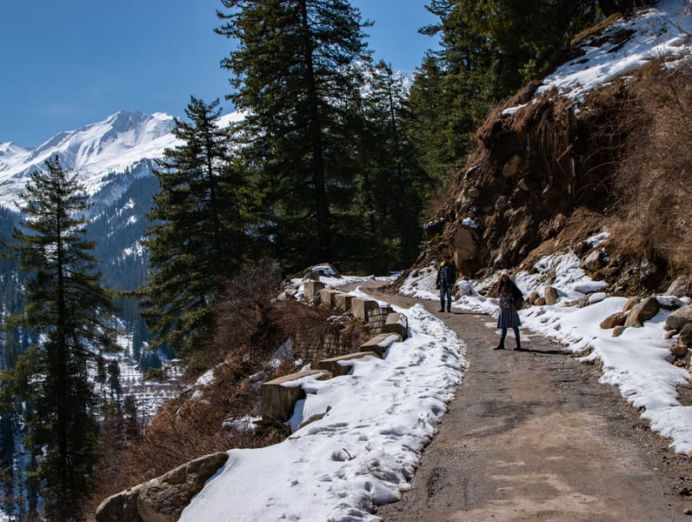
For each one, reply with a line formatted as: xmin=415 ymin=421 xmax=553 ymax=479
xmin=517 ymin=177 xmax=531 ymax=192
xmin=453 ymin=225 xmax=479 ymax=266
xmin=666 ymin=275 xmax=690 ymax=298
xmin=600 ymin=312 xmax=627 ymax=329
xmin=316 ymin=351 xmax=380 ymax=376
xmin=583 ymin=250 xmax=602 ymax=272
xmin=535 ymin=297 xmax=547 ymax=306
xmin=612 ymin=326 xmax=626 ymax=337
xmin=468 ymin=187 xmax=481 ymax=198
xmin=502 ymin=154 xmax=522 ymax=178
xmin=383 ymin=313 xmax=408 ymax=339
xmin=261 ymin=370 xmax=332 ymax=421
xmin=528 ymin=291 xmax=539 ymax=305
xmin=137 ymin=453 xmax=229 ymax=522
xmin=334 ymin=293 xmax=353 ymax=312
xmin=303 ymin=281 xmax=325 ymax=299
xmin=664 ymin=305 xmax=692 ymax=331
xmin=351 ymin=298 xmax=380 ymax=322
xmin=96 ymin=453 xmax=229 ymax=522
xmin=624 ymin=297 xmax=659 ymax=327
xmin=96 ymin=486 xmax=141 ymax=522
xmin=361 ymin=333 xmax=402 ymax=357
xmin=678 ymin=323 xmax=692 ymax=348
xmin=670 ymin=341 xmax=688 ymax=358
xmin=319 ymin=288 xmax=340 ymax=308
xmin=622 ymin=297 xmax=640 ymax=313
xmin=544 ymin=286 xmax=558 ymax=305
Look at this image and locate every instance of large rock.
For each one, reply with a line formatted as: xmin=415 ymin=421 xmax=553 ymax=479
xmin=622 ymin=297 xmax=640 ymax=313
xmin=453 ymin=225 xmax=478 ymax=268
xmin=351 ymin=298 xmax=380 ymax=322
xmin=666 ymin=275 xmax=690 ymax=298
xmin=624 ymin=297 xmax=659 ymax=327
xmin=303 ymin=281 xmax=325 ymax=299
xmin=678 ymin=323 xmax=692 ymax=348
xmin=600 ymin=312 xmax=627 ymax=329
xmin=96 ymin=486 xmax=141 ymax=522
xmin=612 ymin=325 xmax=627 ymax=337
xmin=316 ymin=351 xmax=379 ymax=376
xmin=670 ymin=342 xmax=688 ymax=358
xmin=665 ymin=305 xmax=692 ymax=331
xmin=96 ymin=453 xmax=229 ymax=522
xmin=383 ymin=312 xmax=408 ymax=339
xmin=361 ymin=333 xmax=402 ymax=357
xmin=261 ymin=370 xmax=332 ymax=421
xmin=138 ymin=453 xmax=230 ymax=522
xmin=582 ymin=250 xmax=602 ymax=272
xmin=544 ymin=286 xmax=559 ymax=305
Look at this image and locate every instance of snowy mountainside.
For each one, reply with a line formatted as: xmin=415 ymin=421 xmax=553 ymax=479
xmin=0 ymin=111 xmax=179 ymax=213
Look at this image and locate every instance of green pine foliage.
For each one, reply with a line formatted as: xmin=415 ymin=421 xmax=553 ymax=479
xmin=351 ymin=61 xmax=431 ymax=271
xmin=410 ymin=0 xmax=603 ymax=187
xmin=216 ymin=0 xmax=373 ymax=271
xmin=141 ymin=97 xmax=245 ymax=355
xmin=0 ymin=156 xmax=116 ymax=521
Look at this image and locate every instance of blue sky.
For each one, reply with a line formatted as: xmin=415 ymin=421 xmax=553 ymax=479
xmin=0 ymin=1 xmax=439 ymax=148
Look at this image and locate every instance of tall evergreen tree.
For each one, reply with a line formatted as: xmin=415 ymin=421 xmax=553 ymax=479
xmin=141 ymin=97 xmax=244 ymax=355
xmin=353 ymin=61 xmax=430 ymax=270
xmin=0 ymin=156 xmax=115 ymax=521
xmin=216 ymin=0 xmax=371 ymax=271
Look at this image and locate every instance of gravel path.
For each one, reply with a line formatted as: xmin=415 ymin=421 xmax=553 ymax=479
xmin=360 ymin=286 xmax=692 ymax=521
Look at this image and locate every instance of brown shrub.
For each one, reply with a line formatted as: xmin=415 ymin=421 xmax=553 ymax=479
xmin=84 ymin=269 xmax=342 ymax=517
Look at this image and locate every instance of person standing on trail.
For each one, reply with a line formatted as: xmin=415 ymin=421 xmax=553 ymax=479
xmin=435 ymin=255 xmax=457 ymax=313
xmin=495 ymin=271 xmax=524 ymax=350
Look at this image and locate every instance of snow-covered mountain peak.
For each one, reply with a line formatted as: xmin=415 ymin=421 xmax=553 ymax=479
xmin=0 ymin=108 xmax=243 ymax=211
xmin=0 ymin=110 xmax=180 ymax=209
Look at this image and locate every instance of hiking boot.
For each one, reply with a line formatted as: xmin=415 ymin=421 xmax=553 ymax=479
xmin=494 ymin=343 xmax=505 ymax=350
xmin=515 ymin=341 xmax=523 ymax=351
xmin=438 ymin=308 xmax=445 ymax=312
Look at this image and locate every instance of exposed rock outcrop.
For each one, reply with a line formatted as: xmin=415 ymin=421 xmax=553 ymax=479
xmin=96 ymin=452 xmax=229 ymax=522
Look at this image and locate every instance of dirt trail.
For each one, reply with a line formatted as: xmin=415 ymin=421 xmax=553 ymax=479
xmin=359 ymin=286 xmax=692 ymax=522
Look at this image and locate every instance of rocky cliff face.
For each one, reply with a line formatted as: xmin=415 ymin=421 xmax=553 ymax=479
xmin=419 ymin=3 xmax=691 ymax=294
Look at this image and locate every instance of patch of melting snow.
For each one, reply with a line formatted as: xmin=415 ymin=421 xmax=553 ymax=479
xmin=401 ymin=249 xmax=692 ymax=454
xmin=181 ymin=303 xmax=465 ymax=521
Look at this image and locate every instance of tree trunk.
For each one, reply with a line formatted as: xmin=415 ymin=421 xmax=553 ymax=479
xmin=299 ymin=0 xmax=330 ymax=250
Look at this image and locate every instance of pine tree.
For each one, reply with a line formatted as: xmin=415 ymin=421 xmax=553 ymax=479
xmin=141 ymin=97 xmax=244 ymax=355
xmin=216 ymin=0 xmax=371 ymax=271
xmin=353 ymin=61 xmax=430 ymax=270
xmin=0 ymin=156 xmax=115 ymax=521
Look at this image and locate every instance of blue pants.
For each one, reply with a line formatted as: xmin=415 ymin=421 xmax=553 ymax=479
xmin=500 ymin=325 xmax=521 ymax=344
xmin=440 ymin=283 xmax=452 ymax=311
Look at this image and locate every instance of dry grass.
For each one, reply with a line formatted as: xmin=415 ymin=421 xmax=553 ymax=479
xmin=84 ymin=269 xmax=340 ymax=518
xmin=610 ymin=60 xmax=692 ymax=274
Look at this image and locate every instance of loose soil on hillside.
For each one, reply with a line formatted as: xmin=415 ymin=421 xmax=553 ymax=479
xmin=362 ymin=285 xmax=692 ymax=521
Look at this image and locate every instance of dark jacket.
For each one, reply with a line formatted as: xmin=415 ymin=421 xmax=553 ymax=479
xmin=436 ymin=263 xmax=457 ymax=287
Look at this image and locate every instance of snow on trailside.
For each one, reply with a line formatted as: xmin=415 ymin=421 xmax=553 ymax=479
xmin=181 ymin=302 xmax=465 ymax=521
xmin=536 ymin=0 xmax=691 ymax=101
xmin=401 ymin=242 xmax=692 ymax=454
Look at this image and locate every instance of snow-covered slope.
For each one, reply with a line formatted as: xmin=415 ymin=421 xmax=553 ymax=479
xmin=537 ymin=0 xmax=691 ymax=100
xmin=0 ymin=111 xmax=179 ymax=211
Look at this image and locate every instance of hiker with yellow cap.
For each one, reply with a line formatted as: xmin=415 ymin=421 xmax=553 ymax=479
xmin=435 ymin=255 xmax=457 ymax=313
